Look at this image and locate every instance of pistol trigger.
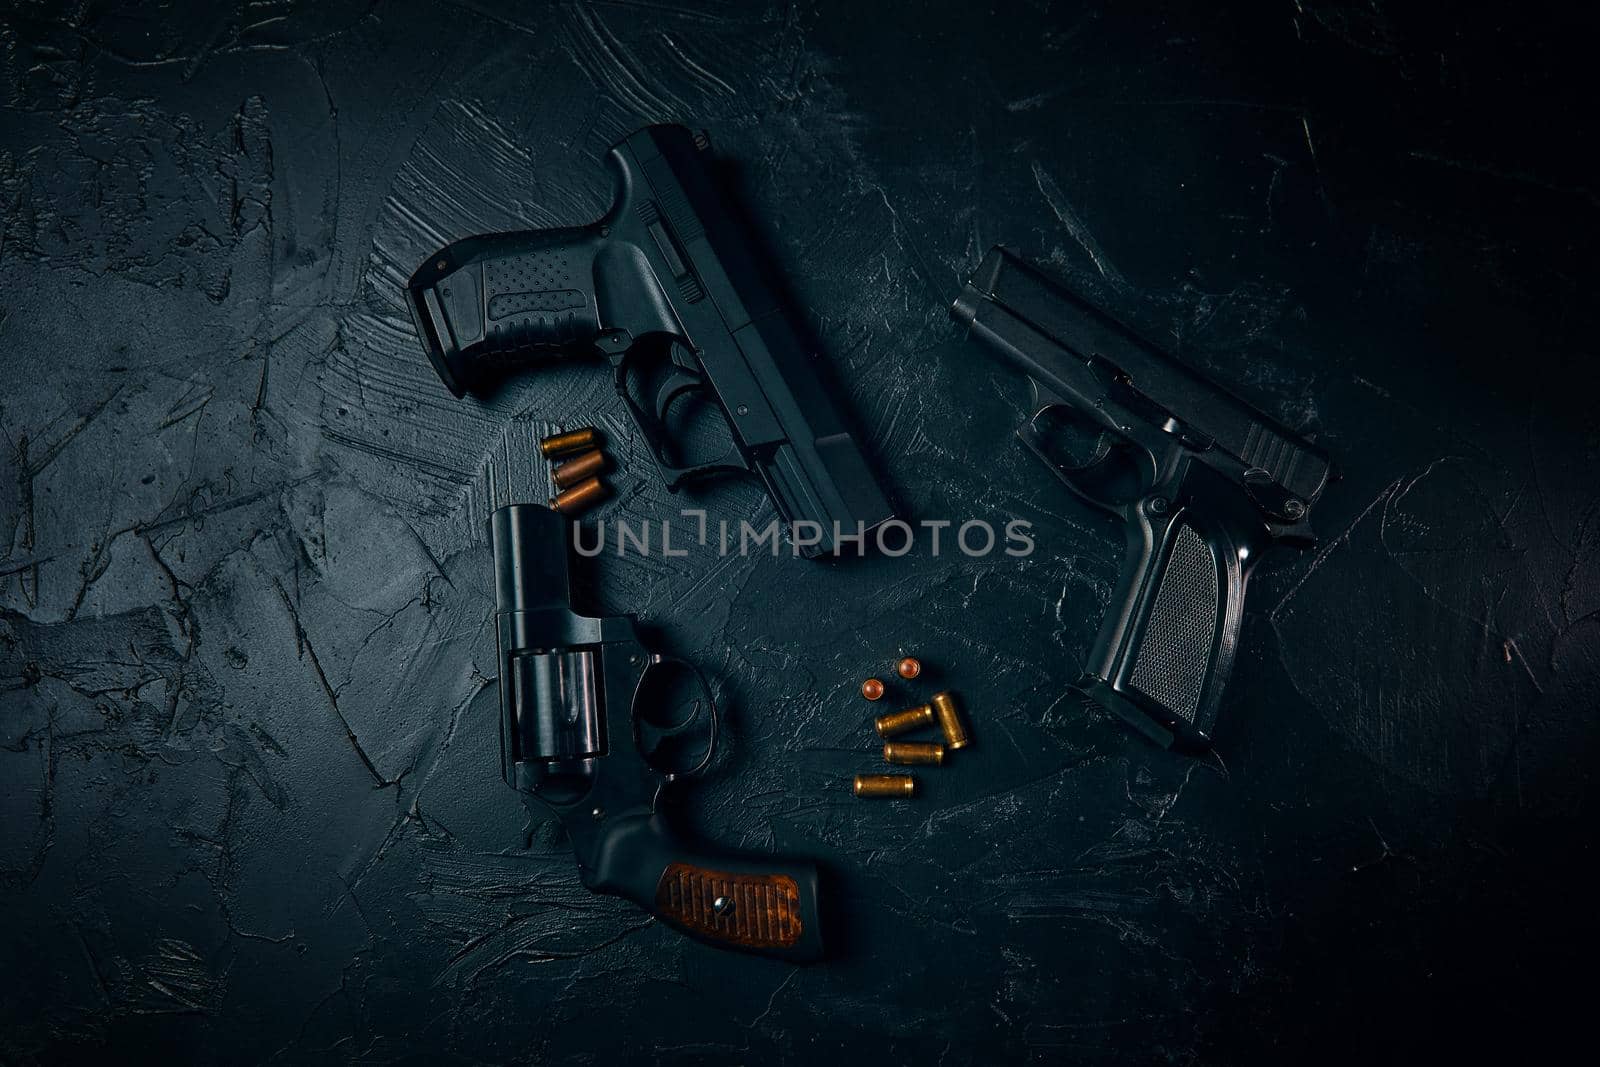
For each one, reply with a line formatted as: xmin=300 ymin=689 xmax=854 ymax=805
xmin=654 ymin=366 xmax=705 ymax=421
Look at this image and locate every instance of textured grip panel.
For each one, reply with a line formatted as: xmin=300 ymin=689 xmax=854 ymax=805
xmin=475 ymin=251 xmax=599 ymax=352
xmin=1128 ymin=524 xmax=1219 ymax=723
xmin=483 ymin=249 xmax=584 ymax=293
xmin=654 ymin=863 xmax=803 ymax=949
xmin=487 ymin=289 xmax=586 ymax=320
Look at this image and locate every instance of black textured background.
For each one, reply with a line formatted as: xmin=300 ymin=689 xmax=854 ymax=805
xmin=3 ymin=1 xmax=1597 ymax=1063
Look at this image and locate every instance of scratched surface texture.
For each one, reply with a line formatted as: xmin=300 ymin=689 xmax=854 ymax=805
xmin=1 ymin=0 xmax=1596 ymax=1063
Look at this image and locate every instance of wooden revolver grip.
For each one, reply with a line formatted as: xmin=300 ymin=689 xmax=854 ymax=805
xmin=655 ymin=863 xmax=806 ymax=950
xmin=585 ymin=813 xmax=825 ymax=962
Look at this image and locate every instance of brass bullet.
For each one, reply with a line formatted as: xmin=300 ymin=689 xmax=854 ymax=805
xmin=552 ymin=448 xmax=608 ymax=489
xmin=930 ymin=691 xmax=970 ymax=750
xmin=540 ymin=427 xmax=602 ymax=459
xmin=549 ymin=475 xmax=608 ymax=516
xmin=883 ymin=741 xmax=944 ymax=766
xmin=875 ymin=703 xmax=935 ymax=739
xmin=853 ymin=774 xmax=915 ymax=798
xmin=896 ymin=656 xmax=922 ymax=680
xmin=860 ymin=678 xmax=886 ymax=702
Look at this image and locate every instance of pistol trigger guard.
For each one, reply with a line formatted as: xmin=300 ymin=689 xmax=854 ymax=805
xmin=637 ymin=443 xmax=752 ymax=492
xmin=611 ymin=344 xmax=751 ymax=490
xmin=1264 ymin=509 xmax=1318 ymax=548
xmin=631 ymin=653 xmax=719 ymax=784
xmin=1019 ymin=409 xmax=1148 ymax=512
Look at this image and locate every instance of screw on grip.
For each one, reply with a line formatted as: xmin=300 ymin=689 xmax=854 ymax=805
xmin=654 ymin=864 xmax=806 ymax=950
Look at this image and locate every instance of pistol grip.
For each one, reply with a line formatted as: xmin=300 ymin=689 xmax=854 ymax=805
xmin=588 ymin=813 xmax=825 ymax=962
xmin=1079 ymin=472 xmax=1264 ymax=751
xmin=406 ymin=228 xmax=608 ymax=397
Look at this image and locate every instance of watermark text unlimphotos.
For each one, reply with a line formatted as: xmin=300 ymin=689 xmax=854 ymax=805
xmin=572 ymin=510 xmax=1035 ymax=558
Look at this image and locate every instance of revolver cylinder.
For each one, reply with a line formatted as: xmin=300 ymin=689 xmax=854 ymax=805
xmin=491 ymin=504 xmax=609 ymax=794
xmin=507 ymin=649 xmax=602 ymax=764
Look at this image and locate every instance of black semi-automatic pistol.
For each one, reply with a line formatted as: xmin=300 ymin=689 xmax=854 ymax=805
xmin=408 ymin=125 xmax=893 ymax=556
xmin=951 ymin=248 xmax=1331 ymax=751
xmin=491 ymin=502 xmax=824 ymax=960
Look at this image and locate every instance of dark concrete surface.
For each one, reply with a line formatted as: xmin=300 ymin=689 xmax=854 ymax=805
xmin=2 ymin=1 xmax=1596 ymax=1063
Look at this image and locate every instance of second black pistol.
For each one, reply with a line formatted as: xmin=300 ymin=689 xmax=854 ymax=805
xmin=952 ymin=248 xmax=1331 ymax=751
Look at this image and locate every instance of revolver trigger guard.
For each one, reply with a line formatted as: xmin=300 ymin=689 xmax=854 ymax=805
xmin=631 ymin=653 xmax=719 ymax=784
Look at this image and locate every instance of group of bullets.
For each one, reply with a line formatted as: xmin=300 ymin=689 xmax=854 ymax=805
xmin=853 ymin=657 xmax=971 ymax=799
xmin=540 ymin=427 xmax=611 ymax=516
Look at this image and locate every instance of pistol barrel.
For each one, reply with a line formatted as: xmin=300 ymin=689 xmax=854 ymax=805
xmin=955 ymin=248 xmax=1330 ymax=507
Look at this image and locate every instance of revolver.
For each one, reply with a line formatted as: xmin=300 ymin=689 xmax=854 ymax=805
xmin=490 ymin=503 xmax=824 ymax=960
xmin=951 ymin=248 xmax=1331 ymax=751
xmin=408 ymin=125 xmax=894 ymax=556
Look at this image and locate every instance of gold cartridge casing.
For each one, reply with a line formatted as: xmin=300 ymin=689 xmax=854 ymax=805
xmin=549 ymin=475 xmax=609 ymax=516
xmin=883 ymin=741 xmax=944 ymax=766
xmin=874 ymin=703 xmax=935 ymax=739
xmin=540 ymin=427 xmax=602 ymax=459
xmin=930 ymin=691 xmax=970 ymax=750
xmin=853 ymin=774 xmax=916 ymax=798
xmin=552 ymin=448 xmax=608 ymax=489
